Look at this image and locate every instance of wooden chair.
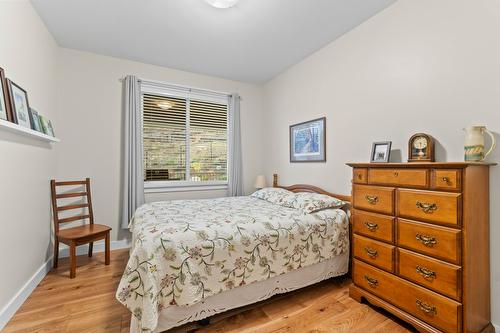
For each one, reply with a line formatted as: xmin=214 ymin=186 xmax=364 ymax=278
xmin=50 ymin=178 xmax=111 ymax=278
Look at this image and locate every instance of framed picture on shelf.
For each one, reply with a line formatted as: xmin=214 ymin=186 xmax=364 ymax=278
xmin=29 ymin=108 xmax=42 ymax=132
xmin=0 ymin=67 xmax=11 ymax=121
xmin=39 ymin=115 xmax=55 ymax=137
xmin=370 ymin=141 xmax=392 ymax=163
xmin=6 ymin=79 xmax=31 ymax=128
xmin=290 ymin=117 xmax=326 ymax=162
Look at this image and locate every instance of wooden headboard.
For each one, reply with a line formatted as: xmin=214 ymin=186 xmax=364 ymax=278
xmin=272 ymin=174 xmax=351 ymax=203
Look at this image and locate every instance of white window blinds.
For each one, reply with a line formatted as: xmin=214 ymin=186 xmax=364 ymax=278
xmin=141 ymin=82 xmax=228 ymax=185
xmin=189 ymin=99 xmax=227 ymax=182
xmin=143 ymin=94 xmax=187 ymax=181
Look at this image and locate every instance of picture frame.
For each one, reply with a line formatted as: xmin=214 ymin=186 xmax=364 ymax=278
xmin=39 ymin=115 xmax=55 ymax=137
xmin=370 ymin=141 xmax=392 ymax=163
xmin=6 ymin=79 xmax=31 ymax=128
xmin=29 ymin=108 xmax=42 ymax=132
xmin=0 ymin=67 xmax=12 ymax=121
xmin=290 ymin=117 xmax=326 ymax=162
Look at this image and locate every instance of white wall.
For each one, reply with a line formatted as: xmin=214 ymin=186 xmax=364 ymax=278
xmin=263 ymin=0 xmax=500 ymax=325
xmin=56 ymin=48 xmax=266 ymax=241
xmin=0 ymin=0 xmax=58 ymax=319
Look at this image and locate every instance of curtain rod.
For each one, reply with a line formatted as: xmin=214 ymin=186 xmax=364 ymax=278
xmin=118 ymin=76 xmax=240 ymax=99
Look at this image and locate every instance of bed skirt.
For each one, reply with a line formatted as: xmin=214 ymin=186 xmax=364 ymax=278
xmin=130 ymin=251 xmax=349 ymax=333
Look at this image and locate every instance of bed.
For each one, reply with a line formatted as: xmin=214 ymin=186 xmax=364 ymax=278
xmin=117 ymin=175 xmax=351 ymax=332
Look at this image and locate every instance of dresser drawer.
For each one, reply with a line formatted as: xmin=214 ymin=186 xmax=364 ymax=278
xmin=397 ymin=189 xmax=461 ymax=227
xmin=353 ymin=259 xmax=397 ymax=303
xmin=397 ymin=219 xmax=461 ymax=265
xmin=398 ymin=248 xmax=461 ymax=301
xmin=352 ymin=210 xmax=394 ymax=243
xmin=353 ymin=168 xmax=368 ymax=184
xmin=353 ymin=185 xmax=395 ymax=215
xmin=354 ymin=259 xmax=461 ymax=333
xmin=353 ymin=234 xmax=395 ymax=272
xmin=431 ymin=169 xmax=462 ymax=192
xmin=368 ymin=168 xmax=429 ymax=188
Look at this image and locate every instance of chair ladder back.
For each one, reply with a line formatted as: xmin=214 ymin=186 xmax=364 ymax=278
xmin=50 ymin=179 xmax=94 ymax=233
xmin=85 ymin=178 xmax=95 ymax=225
xmin=50 ymin=179 xmax=60 ymax=234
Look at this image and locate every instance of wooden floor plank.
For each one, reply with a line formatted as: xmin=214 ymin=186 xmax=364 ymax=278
xmin=4 ymin=249 xmax=414 ymax=333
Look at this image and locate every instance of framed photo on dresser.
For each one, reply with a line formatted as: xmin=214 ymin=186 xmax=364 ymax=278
xmin=289 ymin=117 xmax=326 ymax=162
xmin=370 ymin=141 xmax=392 ymax=163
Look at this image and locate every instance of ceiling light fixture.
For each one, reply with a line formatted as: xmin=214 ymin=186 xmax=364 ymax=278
xmin=157 ymin=101 xmax=174 ymax=110
xmin=205 ymin=0 xmax=240 ymax=9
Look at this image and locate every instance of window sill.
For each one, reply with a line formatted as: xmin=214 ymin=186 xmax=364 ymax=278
xmin=144 ymin=184 xmax=228 ymax=194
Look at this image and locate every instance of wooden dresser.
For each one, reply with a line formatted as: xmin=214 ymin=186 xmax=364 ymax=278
xmin=347 ymin=163 xmax=494 ymax=333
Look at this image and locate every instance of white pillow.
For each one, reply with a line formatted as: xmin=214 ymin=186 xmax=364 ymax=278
xmin=251 ymin=187 xmax=295 ymax=207
xmin=292 ymin=192 xmax=346 ymax=214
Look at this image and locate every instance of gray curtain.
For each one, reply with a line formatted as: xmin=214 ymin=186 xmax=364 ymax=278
xmin=121 ymin=75 xmax=145 ymax=228
xmin=228 ymin=93 xmax=244 ymax=196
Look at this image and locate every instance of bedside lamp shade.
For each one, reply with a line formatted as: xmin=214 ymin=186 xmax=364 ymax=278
xmin=254 ymin=175 xmax=266 ymax=189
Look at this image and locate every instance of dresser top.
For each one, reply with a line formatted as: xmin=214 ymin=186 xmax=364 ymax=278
xmin=346 ymin=162 xmax=496 ymax=168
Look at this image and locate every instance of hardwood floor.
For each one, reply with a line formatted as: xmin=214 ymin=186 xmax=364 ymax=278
xmin=4 ymin=249 xmax=415 ymax=333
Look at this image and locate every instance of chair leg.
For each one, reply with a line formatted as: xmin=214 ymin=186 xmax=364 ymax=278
xmin=70 ymin=241 xmax=76 ymax=279
xmin=105 ymin=232 xmax=110 ymax=265
xmin=88 ymin=242 xmax=93 ymax=257
xmin=53 ymin=238 xmax=59 ymax=269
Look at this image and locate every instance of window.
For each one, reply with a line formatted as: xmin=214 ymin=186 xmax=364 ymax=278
xmin=141 ymin=82 xmax=229 ymax=190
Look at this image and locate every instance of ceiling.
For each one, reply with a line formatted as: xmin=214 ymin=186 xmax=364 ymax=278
xmin=31 ymin=0 xmax=396 ymax=83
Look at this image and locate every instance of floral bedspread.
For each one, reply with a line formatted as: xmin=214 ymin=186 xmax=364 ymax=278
xmin=116 ymin=196 xmax=349 ymax=331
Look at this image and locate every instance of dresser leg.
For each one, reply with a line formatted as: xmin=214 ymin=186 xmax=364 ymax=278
xmin=480 ymin=323 xmax=495 ymax=333
xmin=349 ymin=284 xmax=363 ymax=302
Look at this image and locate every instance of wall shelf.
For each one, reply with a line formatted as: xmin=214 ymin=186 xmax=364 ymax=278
xmin=0 ymin=119 xmax=60 ymax=143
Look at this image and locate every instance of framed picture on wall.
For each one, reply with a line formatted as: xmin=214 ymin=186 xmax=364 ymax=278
xmin=0 ymin=67 xmax=11 ymax=121
xmin=6 ymin=79 xmax=31 ymax=128
xmin=290 ymin=117 xmax=326 ymax=162
xmin=39 ymin=115 xmax=55 ymax=137
xmin=29 ymin=108 xmax=43 ymax=132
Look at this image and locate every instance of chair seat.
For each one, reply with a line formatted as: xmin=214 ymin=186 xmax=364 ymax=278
xmin=56 ymin=224 xmax=111 ymax=241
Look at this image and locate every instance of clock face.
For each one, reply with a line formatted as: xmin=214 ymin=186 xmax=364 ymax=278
xmin=413 ymin=136 xmax=428 ymax=150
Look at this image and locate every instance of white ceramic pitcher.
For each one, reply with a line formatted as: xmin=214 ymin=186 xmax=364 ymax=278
xmin=463 ymin=125 xmax=496 ymax=162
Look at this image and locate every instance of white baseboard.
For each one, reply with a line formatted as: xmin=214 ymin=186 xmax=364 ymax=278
xmin=494 ymin=322 xmax=500 ymax=333
xmin=0 ymin=239 xmax=131 ymax=331
xmin=0 ymin=255 xmax=52 ymax=331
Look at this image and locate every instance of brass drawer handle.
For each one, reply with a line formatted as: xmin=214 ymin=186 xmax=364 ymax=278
xmin=364 ymin=275 xmax=378 ymax=287
xmin=364 ymin=247 xmax=378 ymax=258
xmin=416 ymin=233 xmax=438 ymax=247
xmin=416 ymin=201 xmax=438 ymax=213
xmin=442 ymin=176 xmax=450 ymax=183
xmin=358 ymin=174 xmax=363 ymax=180
xmin=416 ymin=299 xmax=437 ymax=316
xmin=416 ymin=265 xmax=436 ymax=280
xmin=365 ymin=195 xmax=379 ymax=205
xmin=364 ymin=221 xmax=379 ymax=232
